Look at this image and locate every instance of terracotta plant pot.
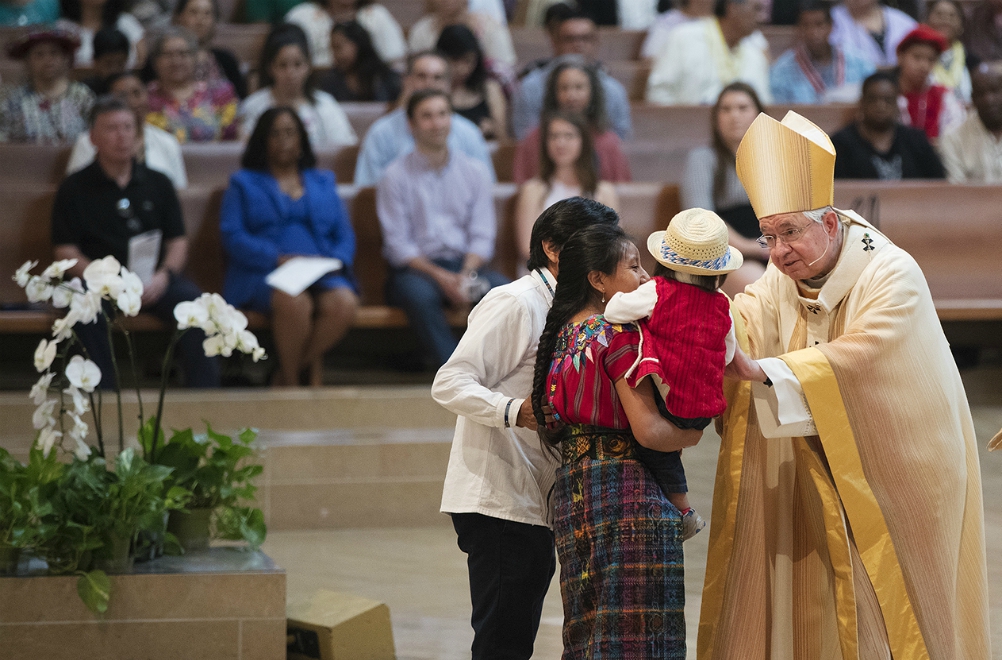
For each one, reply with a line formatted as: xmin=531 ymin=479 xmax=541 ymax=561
xmin=167 ymin=508 xmax=212 ymax=552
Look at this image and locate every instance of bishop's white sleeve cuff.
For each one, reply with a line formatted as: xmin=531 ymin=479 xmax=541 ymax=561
xmin=751 ymin=358 xmax=818 ymax=438
xmin=604 ymin=280 xmax=658 ymax=323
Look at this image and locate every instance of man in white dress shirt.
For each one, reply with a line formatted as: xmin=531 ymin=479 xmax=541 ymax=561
xmin=940 ymin=61 xmax=1002 ymax=183
xmin=433 ymin=197 xmax=619 ymax=660
xmin=646 ymin=0 xmax=772 ymax=105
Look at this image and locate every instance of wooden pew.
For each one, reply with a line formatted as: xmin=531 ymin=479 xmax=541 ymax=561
xmin=0 ymin=181 xmax=679 ymax=332
xmin=832 ymin=181 xmax=1002 ymax=320
xmin=209 ymin=24 xmax=268 ymax=70
xmin=510 ymin=27 xmax=646 ymax=68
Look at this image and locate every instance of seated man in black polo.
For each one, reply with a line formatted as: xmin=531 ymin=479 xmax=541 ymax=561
xmin=51 ymin=95 xmax=220 ymax=388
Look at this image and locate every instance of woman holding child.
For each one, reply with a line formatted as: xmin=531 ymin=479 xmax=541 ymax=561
xmin=531 ymin=222 xmax=698 ymax=658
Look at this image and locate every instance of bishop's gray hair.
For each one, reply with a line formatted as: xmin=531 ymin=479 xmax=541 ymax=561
xmin=803 ymin=206 xmax=834 ymax=224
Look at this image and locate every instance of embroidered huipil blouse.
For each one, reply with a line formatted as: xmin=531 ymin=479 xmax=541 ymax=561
xmin=546 ymin=315 xmax=641 ymax=430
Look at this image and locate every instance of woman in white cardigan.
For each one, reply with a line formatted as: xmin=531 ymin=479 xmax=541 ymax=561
xmin=238 ymin=24 xmax=357 ymax=150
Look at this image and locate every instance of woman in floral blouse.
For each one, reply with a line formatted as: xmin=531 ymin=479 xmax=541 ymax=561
xmin=145 ymin=26 xmax=238 ymax=143
xmin=0 ymin=30 xmax=95 ymax=143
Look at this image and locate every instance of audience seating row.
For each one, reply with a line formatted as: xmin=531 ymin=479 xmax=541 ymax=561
xmin=0 ymin=182 xmax=676 ymax=333
xmin=0 ymin=25 xmax=797 ymax=73
xmin=0 ymin=180 xmax=999 ymax=340
xmin=0 ymin=103 xmax=856 ymax=187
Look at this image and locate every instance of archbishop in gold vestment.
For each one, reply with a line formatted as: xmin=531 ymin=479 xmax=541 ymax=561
xmin=697 ymin=212 xmax=991 ymax=659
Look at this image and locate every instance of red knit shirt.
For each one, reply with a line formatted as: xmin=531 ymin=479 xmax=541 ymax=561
xmin=627 ymin=277 xmax=731 ymax=418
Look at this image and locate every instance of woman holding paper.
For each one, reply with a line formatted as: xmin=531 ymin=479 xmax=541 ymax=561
xmin=220 ymin=107 xmax=359 ymax=386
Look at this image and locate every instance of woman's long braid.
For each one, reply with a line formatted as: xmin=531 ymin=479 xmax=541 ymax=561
xmin=531 ymin=224 xmax=631 ymax=447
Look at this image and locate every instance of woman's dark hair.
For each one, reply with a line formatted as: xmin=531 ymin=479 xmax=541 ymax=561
xmin=542 ymin=59 xmax=607 ymax=132
xmin=93 ymin=27 xmax=129 ymax=58
xmin=241 ymin=106 xmax=317 ymax=171
xmin=710 ymin=82 xmax=764 ymax=206
xmin=105 ymin=69 xmax=142 ymax=90
xmin=258 ymin=22 xmax=316 ymax=103
xmin=60 ymin=0 xmax=126 ymax=26
xmin=531 ymin=222 xmax=632 ymax=446
xmin=435 ymin=24 xmax=488 ymax=93
xmin=332 ymin=20 xmax=393 ymax=98
xmin=173 ymin=0 xmax=220 ymax=18
xmin=651 ymin=262 xmax=722 ymax=292
xmin=539 ymin=111 xmax=599 ymax=197
xmin=526 ymin=196 xmax=619 ymax=271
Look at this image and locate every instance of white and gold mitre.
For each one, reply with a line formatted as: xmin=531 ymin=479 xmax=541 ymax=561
xmin=735 ymin=111 xmax=836 ymax=219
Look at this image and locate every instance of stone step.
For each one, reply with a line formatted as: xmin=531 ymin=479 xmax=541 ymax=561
xmin=0 ymin=385 xmax=455 ymax=449
xmin=256 ymin=428 xmax=454 ymax=531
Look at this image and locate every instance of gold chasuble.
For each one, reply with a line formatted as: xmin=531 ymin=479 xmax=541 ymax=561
xmin=698 ymin=113 xmax=991 ymax=660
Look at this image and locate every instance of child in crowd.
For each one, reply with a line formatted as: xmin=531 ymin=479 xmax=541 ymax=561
xmin=604 ymin=208 xmax=743 ymax=539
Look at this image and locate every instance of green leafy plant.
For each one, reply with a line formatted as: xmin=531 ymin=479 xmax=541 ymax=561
xmin=143 ymin=422 xmax=266 ymax=549
xmin=33 ymin=448 xmax=182 ymax=614
xmin=0 ymin=448 xmax=39 ymax=553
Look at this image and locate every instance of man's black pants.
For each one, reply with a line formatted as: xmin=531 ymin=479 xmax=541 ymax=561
xmin=451 ymin=512 xmax=556 ymax=660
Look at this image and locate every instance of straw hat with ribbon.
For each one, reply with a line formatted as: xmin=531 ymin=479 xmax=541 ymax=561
xmin=6 ymin=29 xmax=80 ymax=60
xmin=647 ymin=207 xmax=744 ymax=276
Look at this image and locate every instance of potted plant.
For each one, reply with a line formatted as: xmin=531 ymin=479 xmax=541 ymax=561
xmin=0 ymin=448 xmax=41 ymax=574
xmin=150 ymin=425 xmax=266 ymax=553
xmin=11 ymin=257 xmax=267 ymax=614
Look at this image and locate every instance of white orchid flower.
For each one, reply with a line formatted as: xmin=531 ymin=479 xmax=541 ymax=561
xmin=116 ymin=289 xmax=142 ymax=317
xmin=34 ymin=339 xmax=57 ymax=372
xmin=72 ymin=435 xmax=91 ymax=461
xmin=51 ymin=309 xmax=82 ymax=342
xmin=251 ymin=346 xmax=266 ymax=362
xmin=37 ymin=426 xmax=62 ymax=457
xmin=32 ymin=398 xmax=57 ymax=430
xmin=173 ymin=300 xmax=209 ymax=330
xmin=65 ymin=355 xmax=102 ymax=392
xmin=70 ymin=290 xmax=102 ymax=326
xmin=121 ymin=268 xmax=143 ymax=296
xmin=29 ymin=374 xmax=54 ymax=404
xmin=14 ymin=260 xmax=38 ymax=287
xmin=51 ymin=285 xmax=74 ymax=309
xmin=64 ymin=385 xmax=90 ymax=415
xmin=202 ymin=334 xmax=233 ymax=357
xmin=67 ymin=412 xmax=89 ymax=443
xmin=25 ymin=276 xmax=54 ymax=303
xmin=83 ymin=256 xmax=124 ymax=299
xmin=29 ymin=372 xmax=55 ymax=405
xmin=41 ymin=259 xmax=78 ymax=280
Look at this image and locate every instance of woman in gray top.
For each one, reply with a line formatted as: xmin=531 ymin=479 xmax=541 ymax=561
xmin=681 ymin=82 xmax=769 ymax=297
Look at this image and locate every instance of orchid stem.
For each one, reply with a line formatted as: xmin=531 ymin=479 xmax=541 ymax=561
xmin=104 ymin=312 xmax=124 ymax=454
xmin=150 ymin=330 xmax=181 ymax=464
xmin=122 ymin=328 xmax=144 ymax=429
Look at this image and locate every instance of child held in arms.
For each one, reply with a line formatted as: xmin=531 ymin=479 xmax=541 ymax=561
xmin=605 ymin=208 xmax=747 ymax=539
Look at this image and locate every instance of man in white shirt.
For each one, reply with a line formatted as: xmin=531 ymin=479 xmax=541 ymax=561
xmin=645 ymin=0 xmax=772 ymax=105
xmin=433 ymin=196 xmax=619 ymax=660
xmin=354 ymin=51 xmax=495 ymax=187
xmin=940 ymin=61 xmax=1002 ymax=183
xmin=66 ymin=71 xmax=187 ymax=189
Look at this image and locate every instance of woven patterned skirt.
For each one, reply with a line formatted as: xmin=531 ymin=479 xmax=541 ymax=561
xmin=555 ymin=425 xmax=686 ymax=659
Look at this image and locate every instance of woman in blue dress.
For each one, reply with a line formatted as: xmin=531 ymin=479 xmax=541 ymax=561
xmin=221 ymin=106 xmax=359 ymax=386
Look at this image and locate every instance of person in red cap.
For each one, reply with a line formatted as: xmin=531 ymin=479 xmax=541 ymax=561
xmin=0 ymin=30 xmax=95 ymax=143
xmin=896 ymin=23 xmax=966 ymax=142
